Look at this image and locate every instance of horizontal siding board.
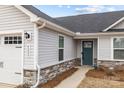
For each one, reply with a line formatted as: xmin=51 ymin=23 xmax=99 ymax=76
xmin=38 ymin=28 xmax=59 ymax=68
xmin=0 ymin=5 xmax=34 ymax=69
xmin=38 ymin=28 xmax=76 ymax=68
xmin=98 ymin=36 xmax=111 ymax=60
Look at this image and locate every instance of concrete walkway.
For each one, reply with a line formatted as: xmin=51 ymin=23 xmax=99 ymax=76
xmin=0 ymin=83 xmax=16 ymax=88
xmin=55 ymin=66 xmax=93 ymax=88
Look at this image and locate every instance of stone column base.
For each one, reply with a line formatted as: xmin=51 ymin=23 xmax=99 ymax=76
xmin=23 ymin=70 xmax=37 ymax=85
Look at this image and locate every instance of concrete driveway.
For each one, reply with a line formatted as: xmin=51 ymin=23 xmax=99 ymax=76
xmin=0 ymin=83 xmax=16 ymax=88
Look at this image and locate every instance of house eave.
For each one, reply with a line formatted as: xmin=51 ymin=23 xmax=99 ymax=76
xmin=74 ymin=32 xmax=124 ymax=39
xmin=103 ymin=17 xmax=124 ymax=32
xmin=15 ymin=5 xmax=75 ymax=37
xmin=34 ymin=18 xmax=75 ymax=36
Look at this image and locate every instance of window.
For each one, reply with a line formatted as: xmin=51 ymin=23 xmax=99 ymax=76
xmin=59 ymin=35 xmax=64 ymax=61
xmin=113 ymin=38 xmax=124 ymax=59
xmin=4 ymin=36 xmax=22 ymax=45
xmin=84 ymin=42 xmax=92 ymax=48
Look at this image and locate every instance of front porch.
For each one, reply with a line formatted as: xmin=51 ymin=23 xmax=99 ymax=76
xmin=75 ymin=32 xmax=124 ymax=67
xmin=76 ymin=38 xmax=98 ymax=66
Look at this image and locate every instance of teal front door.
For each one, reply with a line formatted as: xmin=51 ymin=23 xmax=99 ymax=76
xmin=82 ymin=41 xmax=93 ymax=65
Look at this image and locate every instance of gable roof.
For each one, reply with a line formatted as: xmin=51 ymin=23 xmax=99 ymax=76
xmin=22 ymin=5 xmax=74 ymax=32
xmin=22 ymin=5 xmax=58 ymax=24
xmin=22 ymin=5 xmax=124 ymax=33
xmin=55 ymin=11 xmax=124 ymax=33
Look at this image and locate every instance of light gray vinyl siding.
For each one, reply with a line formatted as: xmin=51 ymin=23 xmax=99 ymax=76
xmin=38 ymin=28 xmax=58 ymax=68
xmin=38 ymin=28 xmax=76 ymax=68
xmin=0 ymin=5 xmax=34 ymax=69
xmin=98 ymin=36 xmax=112 ymax=60
xmin=98 ymin=35 xmax=124 ymax=61
xmin=77 ymin=40 xmax=81 ymax=58
xmin=93 ymin=40 xmax=97 ymax=59
xmin=64 ymin=35 xmax=76 ymax=60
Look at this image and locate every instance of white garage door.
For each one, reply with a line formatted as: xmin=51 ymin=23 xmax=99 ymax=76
xmin=0 ymin=35 xmax=23 ymax=85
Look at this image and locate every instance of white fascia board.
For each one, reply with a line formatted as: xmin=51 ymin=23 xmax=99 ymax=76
xmin=74 ymin=36 xmax=98 ymax=39
xmin=35 ymin=18 xmax=75 ymax=36
xmin=45 ymin=20 xmax=75 ymax=36
xmin=15 ymin=5 xmax=75 ymax=36
xmin=103 ymin=17 xmax=124 ymax=32
xmin=14 ymin=5 xmax=39 ymax=22
xmin=74 ymin=32 xmax=124 ymax=39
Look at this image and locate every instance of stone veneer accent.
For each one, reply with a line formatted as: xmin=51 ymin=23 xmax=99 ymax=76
xmin=97 ymin=60 xmax=124 ymax=66
xmin=97 ymin=60 xmax=124 ymax=72
xmin=23 ymin=70 xmax=37 ymax=85
xmin=23 ymin=58 xmax=81 ymax=86
xmin=75 ymin=58 xmax=81 ymax=66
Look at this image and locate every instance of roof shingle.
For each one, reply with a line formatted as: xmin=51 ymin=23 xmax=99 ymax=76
xmin=55 ymin=11 xmax=124 ymax=33
xmin=22 ymin=5 xmax=124 ymax=33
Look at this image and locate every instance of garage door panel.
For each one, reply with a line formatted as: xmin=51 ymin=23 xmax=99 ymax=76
xmin=0 ymin=69 xmax=22 ymax=84
xmin=0 ymin=35 xmax=22 ymax=85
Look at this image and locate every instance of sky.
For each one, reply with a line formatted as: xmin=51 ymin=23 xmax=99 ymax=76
xmin=34 ymin=5 xmax=124 ymax=18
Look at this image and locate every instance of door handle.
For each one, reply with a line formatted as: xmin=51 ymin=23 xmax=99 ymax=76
xmin=15 ymin=46 xmax=22 ymax=48
xmin=15 ymin=72 xmax=22 ymax=75
xmin=81 ymin=52 xmax=83 ymax=54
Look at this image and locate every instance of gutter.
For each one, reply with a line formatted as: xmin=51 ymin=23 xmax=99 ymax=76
xmin=31 ymin=17 xmax=75 ymax=36
xmin=77 ymin=31 xmax=124 ymax=36
xmin=74 ymin=31 xmax=124 ymax=39
xmin=44 ymin=19 xmax=75 ymax=36
xmin=31 ymin=64 xmax=41 ymax=88
xmin=31 ymin=21 xmax=46 ymax=88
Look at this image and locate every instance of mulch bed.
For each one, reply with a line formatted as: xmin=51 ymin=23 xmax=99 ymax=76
xmin=38 ymin=67 xmax=78 ymax=88
xmin=86 ymin=68 xmax=124 ymax=81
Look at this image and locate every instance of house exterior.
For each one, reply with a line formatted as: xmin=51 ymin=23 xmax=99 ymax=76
xmin=0 ymin=5 xmax=124 ymax=87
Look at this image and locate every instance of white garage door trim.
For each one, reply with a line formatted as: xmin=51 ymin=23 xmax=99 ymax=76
xmin=0 ymin=29 xmax=24 ymax=85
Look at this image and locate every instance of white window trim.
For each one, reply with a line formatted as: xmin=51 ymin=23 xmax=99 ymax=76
xmin=111 ymin=36 xmax=124 ymax=60
xmin=58 ymin=34 xmax=65 ymax=62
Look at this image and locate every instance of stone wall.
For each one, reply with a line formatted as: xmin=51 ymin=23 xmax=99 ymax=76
xmin=75 ymin=58 xmax=81 ymax=66
xmin=23 ymin=58 xmax=80 ymax=86
xmin=97 ymin=60 xmax=124 ymax=66
xmin=97 ymin=60 xmax=124 ymax=74
xmin=39 ymin=58 xmax=80 ymax=84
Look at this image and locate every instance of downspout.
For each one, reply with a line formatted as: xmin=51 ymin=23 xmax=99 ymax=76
xmin=31 ymin=22 xmax=46 ymax=88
